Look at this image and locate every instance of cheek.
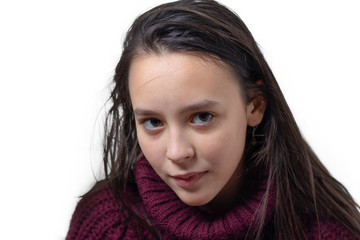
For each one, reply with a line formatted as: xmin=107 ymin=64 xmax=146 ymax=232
xmin=198 ymin=122 xmax=247 ymax=166
xmin=136 ymin=130 xmax=164 ymax=167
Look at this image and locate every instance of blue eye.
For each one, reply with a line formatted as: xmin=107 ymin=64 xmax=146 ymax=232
xmin=143 ymin=118 xmax=163 ymax=130
xmin=192 ymin=112 xmax=213 ymax=125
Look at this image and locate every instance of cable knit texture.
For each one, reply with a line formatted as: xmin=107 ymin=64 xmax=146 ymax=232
xmin=66 ymin=157 xmax=358 ymax=239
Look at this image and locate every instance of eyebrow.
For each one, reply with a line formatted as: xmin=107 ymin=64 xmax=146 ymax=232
xmin=133 ymin=100 xmax=219 ymax=116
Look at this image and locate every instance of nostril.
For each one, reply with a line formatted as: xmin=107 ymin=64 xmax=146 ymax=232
xmin=170 ymin=153 xmax=194 ymax=161
xmin=166 ymin=147 xmax=195 ymax=162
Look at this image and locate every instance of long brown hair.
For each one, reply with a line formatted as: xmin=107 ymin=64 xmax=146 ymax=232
xmin=99 ymin=0 xmax=360 ymax=239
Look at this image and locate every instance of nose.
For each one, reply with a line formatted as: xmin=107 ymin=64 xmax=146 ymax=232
xmin=166 ymin=128 xmax=195 ymax=163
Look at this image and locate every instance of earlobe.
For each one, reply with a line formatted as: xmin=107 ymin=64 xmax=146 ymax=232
xmin=247 ymin=97 xmax=266 ymax=127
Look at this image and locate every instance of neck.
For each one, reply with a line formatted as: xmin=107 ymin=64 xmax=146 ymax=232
xmin=200 ymin=163 xmax=245 ymax=215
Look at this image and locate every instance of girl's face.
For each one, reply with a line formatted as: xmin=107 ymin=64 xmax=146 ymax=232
xmin=129 ymin=52 xmax=255 ymax=207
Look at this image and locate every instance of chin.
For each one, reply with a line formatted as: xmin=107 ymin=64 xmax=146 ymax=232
xmin=177 ymin=193 xmax=215 ymax=207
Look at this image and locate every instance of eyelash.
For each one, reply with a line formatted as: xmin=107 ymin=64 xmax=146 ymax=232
xmin=141 ymin=118 xmax=163 ymax=131
xmin=191 ymin=112 xmax=214 ymax=126
xmin=139 ymin=112 xmax=214 ymax=131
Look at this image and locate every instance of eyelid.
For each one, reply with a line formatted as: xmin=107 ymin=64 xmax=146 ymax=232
xmin=136 ymin=112 xmax=215 ymax=132
xmin=190 ymin=112 xmax=214 ymax=126
xmin=140 ymin=118 xmax=164 ymax=131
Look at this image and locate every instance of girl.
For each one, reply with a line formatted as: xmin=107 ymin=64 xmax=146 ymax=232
xmin=67 ymin=0 xmax=360 ymax=239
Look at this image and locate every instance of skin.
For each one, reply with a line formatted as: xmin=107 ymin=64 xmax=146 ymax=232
xmin=129 ymin=52 xmax=265 ymax=208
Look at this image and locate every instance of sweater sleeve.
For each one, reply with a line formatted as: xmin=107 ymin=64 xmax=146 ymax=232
xmin=66 ymin=186 xmax=135 ymax=240
xmin=306 ymin=217 xmax=359 ymax=240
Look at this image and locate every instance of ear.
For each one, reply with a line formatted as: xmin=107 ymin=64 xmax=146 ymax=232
xmin=247 ymin=96 xmax=266 ymax=127
xmin=246 ymin=80 xmax=266 ymax=127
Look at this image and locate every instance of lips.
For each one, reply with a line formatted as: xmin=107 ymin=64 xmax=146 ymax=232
xmin=172 ymin=171 xmax=208 ymax=187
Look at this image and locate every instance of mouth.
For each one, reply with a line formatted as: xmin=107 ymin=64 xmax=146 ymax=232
xmin=172 ymin=171 xmax=208 ymax=187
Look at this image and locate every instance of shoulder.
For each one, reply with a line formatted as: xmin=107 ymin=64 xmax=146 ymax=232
xmin=66 ymin=181 xmax=143 ymax=240
xmin=305 ymin=217 xmax=359 ymax=240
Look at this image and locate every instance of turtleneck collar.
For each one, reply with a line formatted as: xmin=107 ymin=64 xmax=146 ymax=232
xmin=135 ymin=156 xmax=275 ymax=239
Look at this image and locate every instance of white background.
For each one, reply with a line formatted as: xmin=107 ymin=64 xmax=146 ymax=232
xmin=0 ymin=0 xmax=359 ymax=239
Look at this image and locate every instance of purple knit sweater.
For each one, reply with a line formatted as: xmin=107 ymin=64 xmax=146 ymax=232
xmin=66 ymin=157 xmax=357 ymax=239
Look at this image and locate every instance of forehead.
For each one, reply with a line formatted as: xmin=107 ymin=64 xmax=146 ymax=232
xmin=128 ymin=52 xmax=239 ymax=91
xmin=128 ymin=52 xmax=244 ymax=112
